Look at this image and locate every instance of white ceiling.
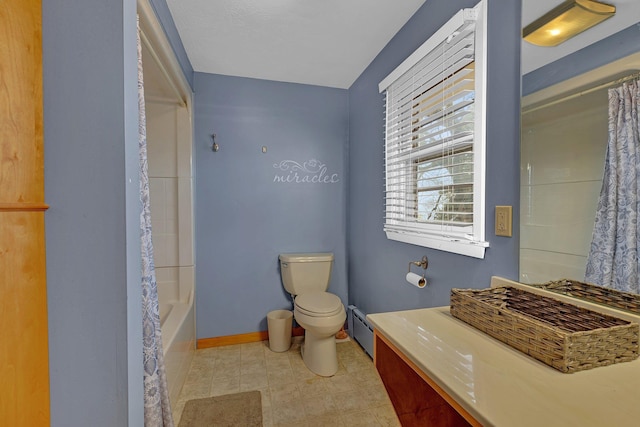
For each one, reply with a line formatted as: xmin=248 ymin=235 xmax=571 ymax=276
xmin=166 ymin=0 xmax=426 ymax=89
xmin=164 ymin=0 xmax=640 ymax=89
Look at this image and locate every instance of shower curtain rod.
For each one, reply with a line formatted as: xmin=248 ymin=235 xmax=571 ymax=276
xmin=140 ymin=29 xmax=187 ymax=108
xmin=523 ymin=71 xmax=640 ymax=115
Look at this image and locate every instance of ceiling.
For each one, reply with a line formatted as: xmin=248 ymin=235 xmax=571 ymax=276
xmin=162 ymin=0 xmax=640 ymax=89
xmin=165 ymin=0 xmax=426 ymax=89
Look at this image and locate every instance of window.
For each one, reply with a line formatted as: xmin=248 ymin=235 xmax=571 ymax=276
xmin=379 ymin=1 xmax=488 ymax=259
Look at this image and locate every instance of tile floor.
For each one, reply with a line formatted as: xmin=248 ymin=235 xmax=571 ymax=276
xmin=173 ymin=336 xmax=401 ymax=426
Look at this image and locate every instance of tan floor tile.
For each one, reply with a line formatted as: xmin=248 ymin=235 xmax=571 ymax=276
xmin=326 ymin=373 xmax=358 ymax=394
xmin=368 ymin=385 xmax=393 ymax=406
xmin=188 ymin=356 xmax=215 ymax=372
xmin=291 ymin=363 xmax=317 ymax=380
xmin=337 ymin=341 xmax=359 ymax=354
xmin=270 ymin=401 xmax=307 ymax=425
xmin=269 ymin=382 xmax=300 ymax=405
xmin=371 ymin=403 xmax=402 ymax=427
xmin=288 ymin=354 xmax=309 ymax=366
xmin=257 ymin=387 xmax=271 ymax=409
xmin=268 ymin=367 xmax=296 ymax=385
xmin=240 ymin=351 xmax=265 ymax=364
xmin=341 ymin=355 xmax=374 ymax=373
xmin=183 ymin=364 xmax=213 ymax=385
xmin=176 ymin=338 xmax=394 ymax=427
xmin=193 ymin=346 xmax=218 ymax=359
xmin=332 ymin=390 xmax=370 ymax=412
xmin=330 ymin=361 xmax=349 ymax=377
xmin=352 ymin=367 xmax=383 ymax=386
xmin=241 ymin=342 xmax=266 ymax=360
xmin=241 ymin=341 xmax=265 ymax=351
xmin=261 ymin=407 xmax=274 ymax=427
xmin=240 ymin=372 xmax=269 ymax=391
xmin=288 ymin=354 xmax=306 ymax=369
xmin=217 ymin=343 xmax=241 ymax=353
xmin=337 ymin=340 xmax=364 ymax=355
xmin=296 ymin=376 xmax=329 ymax=396
xmin=266 ymin=355 xmax=292 ymax=370
xmin=211 ymin=359 xmax=240 ymax=378
xmin=265 ymin=346 xmax=291 ymax=359
xmin=340 ymin=408 xmax=384 ymax=426
xmin=242 ymin=359 xmax=267 ymax=376
xmin=210 ymin=375 xmax=240 ymax=396
xmin=178 ymin=380 xmax=210 ymax=401
xmin=301 ymin=394 xmax=336 ymax=417
xmin=215 ymin=349 xmax=240 ymax=360
xmin=299 ymin=414 xmax=345 ymax=427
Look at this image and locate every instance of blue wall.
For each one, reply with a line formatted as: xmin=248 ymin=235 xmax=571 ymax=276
xmin=42 ymin=1 xmax=194 ymax=425
xmin=194 ymin=73 xmax=349 ymax=339
xmin=43 ymin=0 xmax=143 ymax=426
xmin=347 ymin=0 xmax=522 ymax=315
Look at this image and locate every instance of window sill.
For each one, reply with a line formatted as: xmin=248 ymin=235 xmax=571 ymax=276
xmin=386 ymin=230 xmax=488 ymax=259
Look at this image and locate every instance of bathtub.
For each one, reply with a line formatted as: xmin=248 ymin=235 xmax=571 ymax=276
xmin=157 ymin=266 xmax=195 ymax=409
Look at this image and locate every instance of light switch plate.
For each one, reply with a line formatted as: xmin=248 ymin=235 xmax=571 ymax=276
xmin=495 ymin=206 xmax=512 ymax=237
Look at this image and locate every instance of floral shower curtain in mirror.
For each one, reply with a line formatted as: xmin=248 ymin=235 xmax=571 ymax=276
xmin=585 ymin=78 xmax=640 ymax=294
xmin=138 ymin=18 xmax=174 ymax=426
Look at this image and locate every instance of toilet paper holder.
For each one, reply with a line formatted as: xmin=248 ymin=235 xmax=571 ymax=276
xmin=408 ymin=256 xmax=429 ymax=274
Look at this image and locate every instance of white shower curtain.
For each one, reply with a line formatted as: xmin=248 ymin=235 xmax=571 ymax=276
xmin=138 ymin=17 xmax=175 ymax=426
xmin=585 ymin=78 xmax=640 ymax=294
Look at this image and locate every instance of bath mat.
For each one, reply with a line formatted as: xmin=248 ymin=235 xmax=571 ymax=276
xmin=178 ymin=390 xmax=262 ymax=427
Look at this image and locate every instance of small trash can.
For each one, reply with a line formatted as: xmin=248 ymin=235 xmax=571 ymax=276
xmin=267 ymin=309 xmax=293 ymax=352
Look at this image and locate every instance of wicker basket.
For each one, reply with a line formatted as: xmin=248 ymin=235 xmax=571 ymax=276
xmin=532 ymin=279 xmax=640 ymax=315
xmin=450 ymin=286 xmax=639 ymax=373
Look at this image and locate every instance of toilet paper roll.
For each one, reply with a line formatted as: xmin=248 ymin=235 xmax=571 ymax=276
xmin=406 ymin=272 xmax=426 ymax=288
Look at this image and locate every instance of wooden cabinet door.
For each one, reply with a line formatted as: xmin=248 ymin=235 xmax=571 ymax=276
xmin=0 ymin=1 xmax=49 ymax=425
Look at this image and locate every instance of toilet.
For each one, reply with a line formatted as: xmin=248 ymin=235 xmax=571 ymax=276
xmin=279 ymin=252 xmax=346 ymax=376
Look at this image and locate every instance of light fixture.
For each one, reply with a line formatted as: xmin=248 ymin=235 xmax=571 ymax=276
xmin=523 ymin=0 xmax=616 ymax=47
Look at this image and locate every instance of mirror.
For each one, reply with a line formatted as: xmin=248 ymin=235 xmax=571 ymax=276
xmin=520 ymin=76 xmax=608 ymax=285
xmin=520 ymin=55 xmax=640 ymax=285
xmin=519 ymin=0 xmax=640 ymax=290
xmin=520 ymin=52 xmax=640 ymax=313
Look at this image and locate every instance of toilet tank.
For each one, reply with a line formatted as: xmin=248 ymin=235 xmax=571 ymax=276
xmin=279 ymin=253 xmax=334 ymax=296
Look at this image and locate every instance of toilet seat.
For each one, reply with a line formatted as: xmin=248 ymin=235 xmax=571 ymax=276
xmin=295 ymin=292 xmax=343 ymax=317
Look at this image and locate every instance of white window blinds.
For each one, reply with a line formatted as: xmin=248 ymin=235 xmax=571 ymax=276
xmin=379 ymin=2 xmax=488 ymax=259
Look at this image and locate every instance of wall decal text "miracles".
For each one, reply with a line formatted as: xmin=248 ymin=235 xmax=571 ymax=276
xmin=273 ymin=159 xmax=339 ymax=184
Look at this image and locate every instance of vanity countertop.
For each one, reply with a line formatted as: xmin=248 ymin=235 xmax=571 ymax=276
xmin=368 ymin=297 xmax=640 ymax=426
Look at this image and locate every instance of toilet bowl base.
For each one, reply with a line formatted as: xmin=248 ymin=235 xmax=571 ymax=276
xmin=301 ymin=330 xmax=339 ymax=377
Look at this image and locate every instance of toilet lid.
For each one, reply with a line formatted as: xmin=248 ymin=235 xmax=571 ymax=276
xmin=295 ymin=292 xmax=343 ymax=315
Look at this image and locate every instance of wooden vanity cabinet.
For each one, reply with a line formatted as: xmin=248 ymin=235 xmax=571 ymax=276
xmin=374 ymin=331 xmax=478 ymax=427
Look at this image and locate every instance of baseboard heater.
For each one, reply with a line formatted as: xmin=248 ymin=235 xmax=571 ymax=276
xmin=347 ymin=305 xmax=374 ymax=358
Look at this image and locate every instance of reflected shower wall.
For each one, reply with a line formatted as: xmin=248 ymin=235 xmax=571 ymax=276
xmin=520 ymin=88 xmax=608 ymax=284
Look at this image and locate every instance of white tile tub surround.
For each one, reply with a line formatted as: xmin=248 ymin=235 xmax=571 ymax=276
xmin=150 ymin=177 xmax=180 ymax=267
xmin=146 ymin=98 xmax=196 ymax=411
xmin=520 ymin=89 xmax=607 ymax=284
xmin=158 ymin=266 xmax=195 ymax=408
xmin=141 ymin=1 xmax=196 ymax=414
xmin=147 ymin=102 xmax=178 ymax=178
